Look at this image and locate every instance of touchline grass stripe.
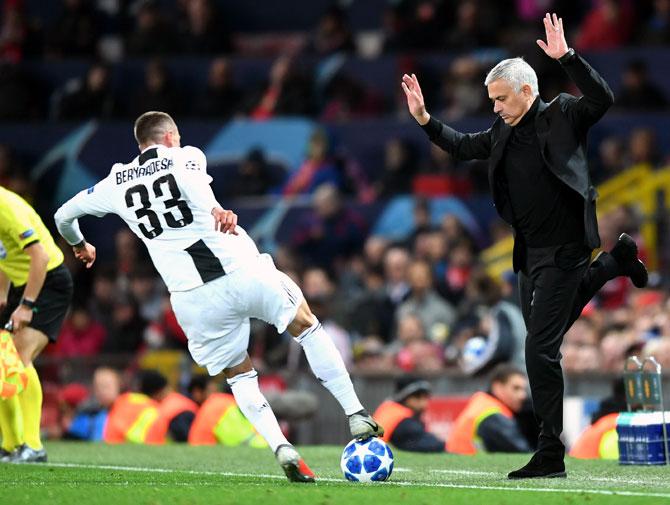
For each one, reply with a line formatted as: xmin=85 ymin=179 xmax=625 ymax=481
xmin=38 ymin=462 xmax=670 ymax=499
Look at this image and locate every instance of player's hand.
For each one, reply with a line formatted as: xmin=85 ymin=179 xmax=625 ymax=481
xmin=537 ymin=12 xmax=569 ymax=60
xmin=401 ymin=73 xmax=430 ymax=126
xmin=10 ymin=304 xmax=33 ymax=332
xmin=73 ymin=242 xmax=96 ymax=269
xmin=212 ymin=207 xmax=239 ymax=235
xmin=0 ymin=297 xmax=6 ymax=313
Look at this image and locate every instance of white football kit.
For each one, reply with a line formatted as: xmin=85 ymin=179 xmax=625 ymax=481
xmin=55 ymin=144 xmax=303 ymax=374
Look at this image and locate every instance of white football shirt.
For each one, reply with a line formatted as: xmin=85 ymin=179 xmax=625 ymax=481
xmin=55 ymin=144 xmax=260 ymax=292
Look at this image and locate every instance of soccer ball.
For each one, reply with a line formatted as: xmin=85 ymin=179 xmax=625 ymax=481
xmin=340 ymin=437 xmax=394 ymax=482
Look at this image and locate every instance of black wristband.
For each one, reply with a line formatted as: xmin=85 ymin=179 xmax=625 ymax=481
xmin=558 ymin=48 xmax=576 ymax=64
xmin=20 ymin=297 xmax=37 ymax=312
xmin=73 ymin=240 xmax=86 ymax=249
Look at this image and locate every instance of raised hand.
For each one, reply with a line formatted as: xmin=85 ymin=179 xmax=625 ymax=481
xmin=536 ymin=12 xmax=569 ymax=60
xmin=401 ymin=73 xmax=430 ymax=125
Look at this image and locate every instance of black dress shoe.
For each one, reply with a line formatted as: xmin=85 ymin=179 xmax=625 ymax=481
xmin=508 ymin=452 xmax=566 ymax=480
xmin=609 ymin=233 xmax=648 ymax=288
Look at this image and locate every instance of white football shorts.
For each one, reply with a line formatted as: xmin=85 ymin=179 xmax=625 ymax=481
xmin=170 ymin=253 xmax=303 ymax=375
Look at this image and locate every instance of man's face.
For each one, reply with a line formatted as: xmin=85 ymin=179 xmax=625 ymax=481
xmin=93 ymin=369 xmax=120 ymax=408
xmin=408 ymin=262 xmax=432 ymax=293
xmin=487 ymin=79 xmax=534 ymax=126
xmin=491 ymin=373 xmax=528 ymax=413
xmin=404 ymin=392 xmax=430 ymax=415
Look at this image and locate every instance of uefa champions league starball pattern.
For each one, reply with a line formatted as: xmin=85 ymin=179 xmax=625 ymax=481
xmin=340 ymin=437 xmax=394 ymax=482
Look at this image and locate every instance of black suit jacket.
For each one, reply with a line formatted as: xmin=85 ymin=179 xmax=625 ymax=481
xmin=422 ymin=52 xmax=614 ymax=271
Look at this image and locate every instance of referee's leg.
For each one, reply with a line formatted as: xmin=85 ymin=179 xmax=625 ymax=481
xmin=13 ymin=327 xmax=49 ymax=453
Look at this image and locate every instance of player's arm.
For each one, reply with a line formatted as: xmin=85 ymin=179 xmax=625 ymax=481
xmin=0 ymin=202 xmax=54 ymax=329
xmin=401 ymin=73 xmax=492 ymax=160
xmin=537 ymin=13 xmax=614 ymax=128
xmin=54 ymin=177 xmax=115 ymax=269
xmin=177 ymin=146 xmax=238 ymax=234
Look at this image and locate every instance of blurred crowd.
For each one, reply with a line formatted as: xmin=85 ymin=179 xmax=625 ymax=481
xmin=0 ymin=1 xmax=670 ymax=121
xmin=1 ymin=122 xmax=667 ymax=205
xmin=2 ymin=0 xmax=670 ymax=61
xmin=35 ymin=184 xmax=664 ymax=379
xmin=1 ymin=0 xmax=669 ymax=383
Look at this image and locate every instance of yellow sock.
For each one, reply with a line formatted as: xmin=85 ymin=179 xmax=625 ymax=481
xmin=0 ymin=395 xmax=24 ymax=451
xmin=19 ymin=365 xmax=42 ymax=450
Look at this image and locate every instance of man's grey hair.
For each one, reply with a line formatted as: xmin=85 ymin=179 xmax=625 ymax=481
xmin=484 ymin=57 xmax=539 ymax=97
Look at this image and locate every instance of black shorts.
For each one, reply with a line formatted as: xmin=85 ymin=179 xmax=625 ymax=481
xmin=2 ymin=264 xmax=73 ymax=342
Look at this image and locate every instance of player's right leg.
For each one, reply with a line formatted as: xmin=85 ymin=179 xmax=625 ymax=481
xmin=170 ymin=275 xmax=314 ymax=483
xmin=223 ymin=355 xmax=315 ymax=483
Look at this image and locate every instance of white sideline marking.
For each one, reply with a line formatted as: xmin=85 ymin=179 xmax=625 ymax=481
xmin=431 ymin=469 xmax=670 ymax=486
xmin=42 ymin=462 xmax=670 ymax=499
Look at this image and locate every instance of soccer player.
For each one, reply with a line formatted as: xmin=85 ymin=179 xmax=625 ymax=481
xmin=0 ymin=186 xmax=73 ymax=462
xmin=54 ymin=111 xmax=383 ymax=483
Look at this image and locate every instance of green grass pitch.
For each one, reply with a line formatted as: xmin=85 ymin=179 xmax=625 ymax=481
xmin=1 ymin=442 xmax=669 ymax=504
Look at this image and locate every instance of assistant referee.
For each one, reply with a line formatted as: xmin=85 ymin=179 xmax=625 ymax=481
xmin=0 ymin=185 xmax=73 ymax=463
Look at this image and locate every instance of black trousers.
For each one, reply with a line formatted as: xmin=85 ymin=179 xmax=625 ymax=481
xmin=518 ymin=242 xmax=618 ymax=459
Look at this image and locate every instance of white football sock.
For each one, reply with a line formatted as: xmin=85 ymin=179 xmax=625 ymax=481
xmin=294 ymin=319 xmax=364 ymax=416
xmin=227 ymin=370 xmax=289 ymax=453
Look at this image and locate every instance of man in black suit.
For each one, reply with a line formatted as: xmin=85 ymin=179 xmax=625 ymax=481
xmin=402 ymin=13 xmax=648 ymax=479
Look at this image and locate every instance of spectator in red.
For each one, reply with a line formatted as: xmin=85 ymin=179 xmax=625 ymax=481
xmin=575 ymin=0 xmax=634 ymax=51
xmin=144 ymin=297 xmax=188 ymax=350
xmin=0 ymin=0 xmax=29 ymax=63
xmin=51 ymin=304 xmax=106 ymax=358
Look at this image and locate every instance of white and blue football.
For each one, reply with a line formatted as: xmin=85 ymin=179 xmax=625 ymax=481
xmin=340 ymin=437 xmax=394 ymax=483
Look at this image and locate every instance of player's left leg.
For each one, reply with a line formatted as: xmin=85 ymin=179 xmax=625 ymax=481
xmin=224 ymin=354 xmax=315 ymax=483
xmin=566 ymin=233 xmax=648 ymax=326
